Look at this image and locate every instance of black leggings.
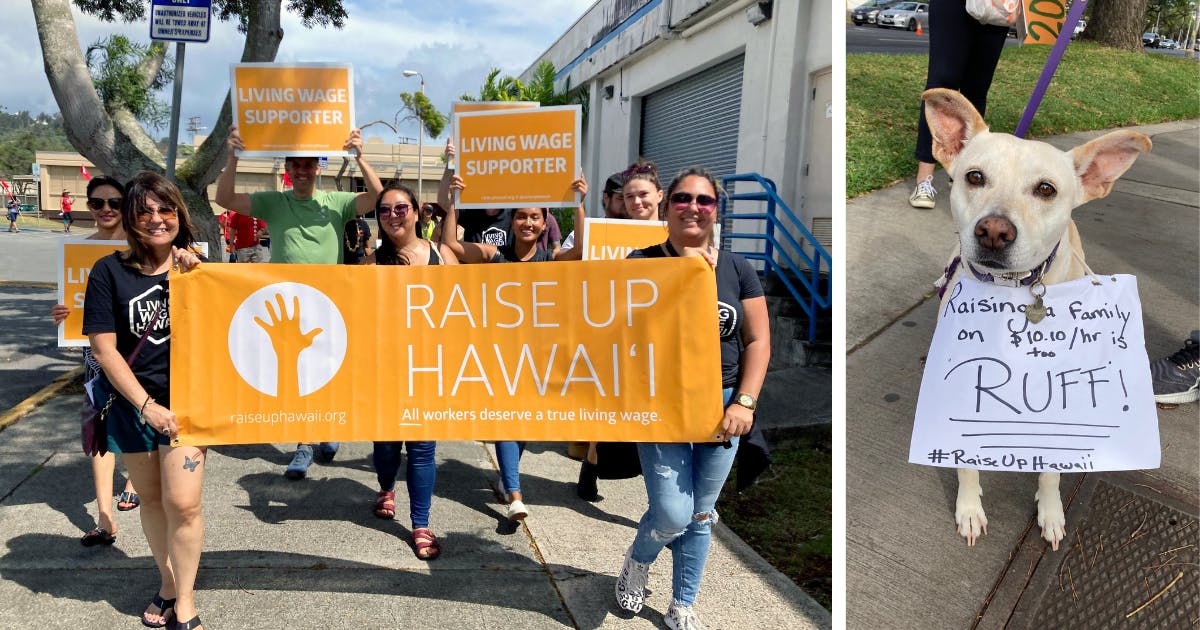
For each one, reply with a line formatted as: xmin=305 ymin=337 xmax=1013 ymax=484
xmin=914 ymin=0 xmax=1010 ymax=164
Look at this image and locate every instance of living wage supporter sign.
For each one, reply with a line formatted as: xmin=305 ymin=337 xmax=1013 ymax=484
xmin=230 ymin=63 xmax=354 ymax=157
xmin=58 ymin=240 xmax=127 ymax=347
xmin=170 ymin=257 xmax=723 ymax=446
xmin=453 ymin=105 xmax=581 ymax=209
xmin=909 ymin=275 xmax=1160 ymax=473
xmin=581 ymin=218 xmax=722 ymax=261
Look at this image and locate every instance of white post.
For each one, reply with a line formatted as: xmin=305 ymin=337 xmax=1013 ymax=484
xmin=403 ymin=70 xmax=426 ymax=201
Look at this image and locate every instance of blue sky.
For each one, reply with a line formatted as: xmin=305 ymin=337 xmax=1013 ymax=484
xmin=1 ymin=0 xmax=593 ymax=144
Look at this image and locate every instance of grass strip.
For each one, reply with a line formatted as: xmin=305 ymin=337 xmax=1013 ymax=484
xmin=848 ymin=42 xmax=1199 ymax=197
xmin=719 ymin=425 xmax=832 ymax=610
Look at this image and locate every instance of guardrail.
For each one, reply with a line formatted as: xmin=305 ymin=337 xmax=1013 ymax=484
xmin=720 ymin=173 xmax=832 ymax=344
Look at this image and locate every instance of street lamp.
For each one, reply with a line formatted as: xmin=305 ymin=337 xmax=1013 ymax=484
xmin=402 ymin=69 xmax=425 ymax=201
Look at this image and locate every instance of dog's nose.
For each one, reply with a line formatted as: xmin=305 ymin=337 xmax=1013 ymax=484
xmin=975 ymin=216 xmax=1017 ymax=251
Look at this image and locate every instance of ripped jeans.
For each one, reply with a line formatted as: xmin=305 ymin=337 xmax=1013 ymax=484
xmin=629 ymin=388 xmax=738 ymax=606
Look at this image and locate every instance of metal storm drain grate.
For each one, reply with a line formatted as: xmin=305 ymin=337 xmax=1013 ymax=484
xmin=1031 ymin=480 xmax=1199 ymax=628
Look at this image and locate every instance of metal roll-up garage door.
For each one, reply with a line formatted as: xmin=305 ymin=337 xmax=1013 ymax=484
xmin=640 ymin=54 xmax=744 ymax=184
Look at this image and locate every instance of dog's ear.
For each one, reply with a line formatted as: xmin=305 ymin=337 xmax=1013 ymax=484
xmin=922 ymin=88 xmax=988 ymax=168
xmin=1069 ymin=130 xmax=1152 ymax=203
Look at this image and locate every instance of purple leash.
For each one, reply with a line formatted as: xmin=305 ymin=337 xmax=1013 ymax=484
xmin=1014 ymin=0 xmax=1088 ymax=138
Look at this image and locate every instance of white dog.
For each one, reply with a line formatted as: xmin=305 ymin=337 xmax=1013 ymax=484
xmin=922 ymin=88 xmax=1151 ymax=549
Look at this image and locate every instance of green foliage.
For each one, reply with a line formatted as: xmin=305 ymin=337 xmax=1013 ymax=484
xmin=461 ymin=61 xmax=590 ymax=124
xmin=398 ymin=92 xmax=447 ymax=139
xmin=847 ymin=42 xmax=1200 ymax=197
xmin=0 ymin=110 xmax=72 ymax=179
xmin=85 ymin=35 xmax=174 ymax=130
xmin=74 ymin=0 xmax=349 ymax=29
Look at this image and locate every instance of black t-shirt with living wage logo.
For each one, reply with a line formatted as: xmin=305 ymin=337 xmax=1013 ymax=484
xmin=628 ymin=244 xmax=764 ymax=388
xmin=82 ymin=253 xmax=173 ymax=405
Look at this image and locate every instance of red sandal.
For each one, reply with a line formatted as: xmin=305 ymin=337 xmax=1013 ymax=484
xmin=411 ymin=528 xmax=441 ymax=560
xmin=373 ymin=490 xmax=395 ymax=519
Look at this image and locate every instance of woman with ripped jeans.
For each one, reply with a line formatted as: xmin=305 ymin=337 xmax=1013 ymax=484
xmin=614 ymin=167 xmax=771 ymax=630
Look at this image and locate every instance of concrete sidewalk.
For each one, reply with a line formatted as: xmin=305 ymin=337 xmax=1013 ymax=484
xmin=0 ymin=236 xmax=830 ymax=628
xmin=846 ymin=120 xmax=1200 ymax=628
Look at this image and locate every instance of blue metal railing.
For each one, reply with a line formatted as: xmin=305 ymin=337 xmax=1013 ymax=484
xmin=720 ymin=173 xmax=832 ymax=344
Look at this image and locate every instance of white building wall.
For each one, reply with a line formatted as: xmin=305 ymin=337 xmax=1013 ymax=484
xmin=521 ymin=0 xmax=831 ymax=262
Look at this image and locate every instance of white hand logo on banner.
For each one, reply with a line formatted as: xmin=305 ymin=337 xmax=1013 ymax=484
xmin=228 ymin=282 xmax=347 ymax=397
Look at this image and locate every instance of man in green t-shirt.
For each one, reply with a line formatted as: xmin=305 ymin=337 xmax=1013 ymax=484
xmin=215 ymin=125 xmax=383 ymax=478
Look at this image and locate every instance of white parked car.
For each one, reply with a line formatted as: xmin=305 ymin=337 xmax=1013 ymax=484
xmin=877 ymin=2 xmax=928 ymax=31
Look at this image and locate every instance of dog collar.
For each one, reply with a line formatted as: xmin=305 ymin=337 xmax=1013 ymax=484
xmin=938 ymin=243 xmax=1060 ymax=297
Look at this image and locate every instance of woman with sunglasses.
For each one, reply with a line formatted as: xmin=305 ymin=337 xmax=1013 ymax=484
xmin=50 ymin=176 xmax=144 ymax=546
xmin=438 ymin=139 xmax=588 ymax=521
xmin=614 ymin=166 xmax=770 ymax=630
xmin=366 ymin=181 xmax=458 ymax=559
xmin=83 ymin=171 xmax=205 ymax=630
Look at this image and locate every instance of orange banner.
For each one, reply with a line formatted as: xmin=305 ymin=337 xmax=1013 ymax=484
xmin=231 ymin=63 xmax=355 ymax=157
xmin=1022 ymin=0 xmax=1065 ymax=44
xmin=170 ymin=258 xmax=723 ymax=445
xmin=453 ymin=105 xmax=581 ymax=209
xmin=58 ymin=240 xmax=128 ymax=347
xmin=581 ymin=219 xmax=723 ymax=261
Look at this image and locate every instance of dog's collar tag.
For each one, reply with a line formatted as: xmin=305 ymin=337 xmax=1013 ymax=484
xmin=1026 ymin=281 xmax=1048 ymax=324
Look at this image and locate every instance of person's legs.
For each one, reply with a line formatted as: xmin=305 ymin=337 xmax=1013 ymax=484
xmin=316 ymin=441 xmax=339 ymax=462
xmin=373 ymin=442 xmax=402 ymax=491
xmin=159 ymin=444 xmax=206 ymax=625
xmin=91 ymin=451 xmax=118 ymax=534
xmin=629 ymin=442 xmax=695 ymax=565
xmin=494 ymin=441 xmax=525 ymax=496
xmin=124 ymin=450 xmax=176 ymax=625
xmin=915 ymin=0 xmax=974 ymax=164
xmin=669 ymin=437 xmax=740 ymax=607
xmin=960 ymin=21 xmax=1011 ymax=119
xmin=404 ymin=441 xmax=437 ymax=529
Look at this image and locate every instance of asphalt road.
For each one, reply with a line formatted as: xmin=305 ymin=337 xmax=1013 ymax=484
xmin=847 ymin=23 xmax=1022 ymax=54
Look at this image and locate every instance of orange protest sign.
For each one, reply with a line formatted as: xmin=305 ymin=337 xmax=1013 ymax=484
xmin=58 ymin=240 xmax=127 ymax=347
xmin=452 ymin=101 xmax=540 ymax=115
xmin=1022 ymin=0 xmax=1065 ymax=44
xmin=580 ymin=218 xmax=723 ymax=261
xmin=453 ymin=105 xmax=581 ymax=209
xmin=231 ymin=63 xmax=355 ymax=157
xmin=170 ymin=258 xmax=723 ymax=446
xmin=581 ymin=219 xmax=668 ymax=261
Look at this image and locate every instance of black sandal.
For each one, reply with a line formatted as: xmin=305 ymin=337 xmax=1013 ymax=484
xmin=171 ymin=615 xmax=202 ymax=630
xmin=80 ymin=527 xmax=116 ymax=547
xmin=141 ymin=593 xmax=176 ymax=628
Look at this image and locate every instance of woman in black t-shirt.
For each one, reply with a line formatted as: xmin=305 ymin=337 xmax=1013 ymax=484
xmin=613 ymin=167 xmax=771 ymax=630
xmin=82 ymin=171 xmax=205 ymax=630
xmin=436 ymin=140 xmax=588 ymax=521
xmin=366 ymin=182 xmax=459 ymax=560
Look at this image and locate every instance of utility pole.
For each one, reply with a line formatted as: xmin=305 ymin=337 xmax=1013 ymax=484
xmin=403 ymin=70 xmax=425 ymax=201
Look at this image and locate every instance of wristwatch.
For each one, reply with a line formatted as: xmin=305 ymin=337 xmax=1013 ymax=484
xmin=734 ymin=392 xmax=757 ymax=411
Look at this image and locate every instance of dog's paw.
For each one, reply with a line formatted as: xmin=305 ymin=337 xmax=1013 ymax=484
xmin=955 ymin=498 xmax=988 ymax=547
xmin=1036 ymin=491 xmax=1066 ymax=551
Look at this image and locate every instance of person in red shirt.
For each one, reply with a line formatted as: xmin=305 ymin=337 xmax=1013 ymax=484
xmin=229 ymin=211 xmax=269 ymax=263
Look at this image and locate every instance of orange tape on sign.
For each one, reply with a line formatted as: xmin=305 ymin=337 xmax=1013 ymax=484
xmin=169 ymin=257 xmax=723 ymax=445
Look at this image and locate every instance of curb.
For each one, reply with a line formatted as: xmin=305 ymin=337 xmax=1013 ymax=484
xmin=0 ymin=281 xmax=56 ymax=289
xmin=0 ymin=367 xmax=82 ymax=432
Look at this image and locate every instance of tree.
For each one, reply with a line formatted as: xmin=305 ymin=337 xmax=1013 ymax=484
xmin=86 ymin=35 xmax=174 ymax=132
xmin=397 ymin=91 xmax=446 ymax=139
xmin=31 ymin=0 xmax=348 ymax=254
xmin=1080 ymin=0 xmax=1150 ymax=51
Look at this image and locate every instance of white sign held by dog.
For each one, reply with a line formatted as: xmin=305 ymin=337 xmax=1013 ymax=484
xmin=910 ymin=275 xmax=1160 ymax=473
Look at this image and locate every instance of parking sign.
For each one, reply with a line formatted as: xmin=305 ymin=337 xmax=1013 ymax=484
xmin=150 ymin=0 xmax=211 ymax=43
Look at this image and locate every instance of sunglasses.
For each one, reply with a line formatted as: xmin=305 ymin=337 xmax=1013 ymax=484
xmin=377 ymin=203 xmax=411 ymax=217
xmin=86 ymin=197 xmax=123 ymax=211
xmin=622 ymin=164 xmax=654 ymax=178
xmin=669 ymin=192 xmax=718 ymax=210
xmin=135 ymin=205 xmax=178 ymax=220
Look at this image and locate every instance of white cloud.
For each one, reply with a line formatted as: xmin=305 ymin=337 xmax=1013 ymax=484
xmin=0 ymin=0 xmax=593 ymax=143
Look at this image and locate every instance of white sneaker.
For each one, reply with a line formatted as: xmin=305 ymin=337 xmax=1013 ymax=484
xmin=664 ymin=602 xmax=706 ymax=630
xmin=506 ymin=499 xmax=528 ymax=521
xmin=614 ymin=546 xmax=651 ymax=613
xmin=909 ymin=175 xmax=936 ymax=209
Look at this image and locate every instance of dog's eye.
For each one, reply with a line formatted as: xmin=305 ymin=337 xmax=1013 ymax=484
xmin=1034 ymin=182 xmax=1057 ymax=199
xmin=965 ymin=170 xmax=986 ymax=186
